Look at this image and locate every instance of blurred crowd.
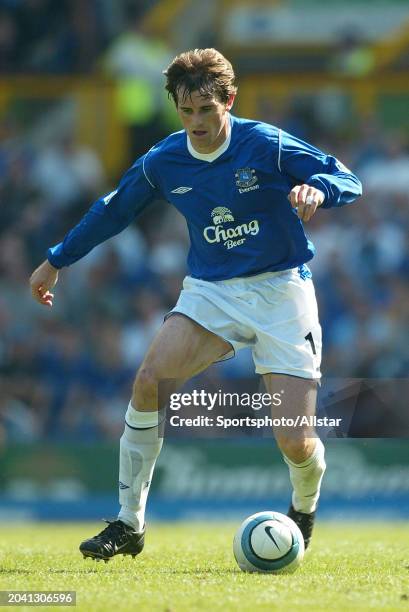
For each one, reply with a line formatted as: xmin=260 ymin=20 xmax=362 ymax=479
xmin=1 ymin=102 xmax=408 ymax=445
xmin=0 ymin=0 xmax=175 ymax=160
xmin=0 ymin=2 xmax=408 ymax=445
xmin=0 ymin=0 xmax=157 ymax=74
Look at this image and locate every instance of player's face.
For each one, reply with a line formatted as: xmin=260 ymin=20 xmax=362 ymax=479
xmin=176 ymin=89 xmax=235 ymax=154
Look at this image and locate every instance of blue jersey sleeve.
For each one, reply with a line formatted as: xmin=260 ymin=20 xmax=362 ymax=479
xmin=279 ymin=130 xmax=362 ymax=208
xmin=47 ymin=154 xmax=158 ymax=268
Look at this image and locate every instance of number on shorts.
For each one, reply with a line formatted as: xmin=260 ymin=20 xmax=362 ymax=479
xmin=305 ymin=331 xmax=316 ymax=355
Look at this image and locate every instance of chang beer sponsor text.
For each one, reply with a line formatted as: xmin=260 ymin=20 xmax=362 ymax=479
xmin=203 ymin=207 xmax=260 ymax=250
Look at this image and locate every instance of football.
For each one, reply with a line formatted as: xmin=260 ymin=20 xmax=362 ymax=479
xmin=233 ymin=511 xmax=305 ymax=573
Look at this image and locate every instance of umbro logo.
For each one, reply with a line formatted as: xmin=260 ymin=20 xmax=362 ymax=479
xmin=171 ymin=186 xmax=192 ymax=194
xmin=119 ymin=481 xmax=130 ymax=490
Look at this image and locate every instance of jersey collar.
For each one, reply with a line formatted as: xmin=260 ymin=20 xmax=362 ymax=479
xmin=187 ymin=115 xmax=232 ymax=162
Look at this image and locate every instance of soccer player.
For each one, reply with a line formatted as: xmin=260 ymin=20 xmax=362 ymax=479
xmin=30 ymin=48 xmax=362 ymax=560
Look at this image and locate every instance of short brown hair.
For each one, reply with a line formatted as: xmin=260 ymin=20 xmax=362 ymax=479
xmin=163 ymin=48 xmax=237 ymax=105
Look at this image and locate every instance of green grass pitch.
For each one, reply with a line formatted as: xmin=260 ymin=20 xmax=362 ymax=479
xmin=0 ymin=522 xmax=408 ymax=611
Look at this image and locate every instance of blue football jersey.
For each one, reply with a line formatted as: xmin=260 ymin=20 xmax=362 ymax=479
xmin=47 ymin=115 xmax=362 ymax=280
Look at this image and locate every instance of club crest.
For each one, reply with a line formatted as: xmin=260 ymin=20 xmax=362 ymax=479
xmin=235 ymin=168 xmax=259 ymax=193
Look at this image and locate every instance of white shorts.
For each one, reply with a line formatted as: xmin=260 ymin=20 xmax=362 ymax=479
xmin=166 ymin=267 xmax=322 ymax=379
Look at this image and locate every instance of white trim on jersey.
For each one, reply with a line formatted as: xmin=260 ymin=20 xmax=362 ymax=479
xmin=186 ymin=115 xmax=232 ymax=163
xmin=143 ymin=149 xmax=156 ymax=188
xmin=277 ymin=128 xmax=283 ymax=172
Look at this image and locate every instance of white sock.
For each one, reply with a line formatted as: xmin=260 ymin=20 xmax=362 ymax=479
xmin=283 ymin=438 xmax=326 ymax=514
xmin=117 ymin=402 xmax=164 ymax=532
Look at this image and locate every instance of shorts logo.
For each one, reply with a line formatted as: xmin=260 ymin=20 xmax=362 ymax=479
xmin=203 ymin=207 xmax=259 ymax=250
xmin=235 ymin=168 xmax=259 ymax=194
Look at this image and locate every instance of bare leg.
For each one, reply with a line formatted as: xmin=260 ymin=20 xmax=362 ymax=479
xmin=117 ymin=313 xmax=232 ymax=532
xmin=263 ymin=373 xmax=325 ymax=516
xmin=132 ymin=313 xmax=232 ymax=411
xmin=263 ymin=373 xmax=318 ymax=462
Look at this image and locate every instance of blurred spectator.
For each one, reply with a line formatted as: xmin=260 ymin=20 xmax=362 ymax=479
xmin=120 ymin=287 xmax=167 ymax=368
xmin=14 ymin=0 xmax=69 ymax=71
xmin=329 ymin=28 xmax=375 ymax=77
xmin=102 ymin=7 xmax=174 ymax=160
xmin=30 ymin=133 xmax=105 ymax=213
xmin=0 ymin=0 xmax=106 ymax=74
xmin=0 ymin=8 xmax=18 ymax=73
xmin=359 ymin=133 xmax=409 ymax=194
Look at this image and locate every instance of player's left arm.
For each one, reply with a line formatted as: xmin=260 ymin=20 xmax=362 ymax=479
xmin=279 ymin=130 xmax=363 ymax=222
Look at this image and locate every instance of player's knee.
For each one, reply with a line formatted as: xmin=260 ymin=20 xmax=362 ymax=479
xmin=276 ymin=435 xmax=315 ymax=464
xmin=132 ymin=366 xmax=159 ymax=408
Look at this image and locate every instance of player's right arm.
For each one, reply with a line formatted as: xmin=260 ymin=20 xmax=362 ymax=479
xmin=29 ymin=153 xmax=159 ymax=307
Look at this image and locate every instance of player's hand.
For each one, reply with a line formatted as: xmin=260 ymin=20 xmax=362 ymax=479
xmin=29 ymin=260 xmax=59 ymax=307
xmin=287 ymin=184 xmax=325 ymax=222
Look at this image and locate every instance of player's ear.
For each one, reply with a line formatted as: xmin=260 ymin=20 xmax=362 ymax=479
xmin=226 ymin=94 xmax=235 ymax=111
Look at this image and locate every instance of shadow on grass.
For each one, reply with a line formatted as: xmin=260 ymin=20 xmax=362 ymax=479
xmin=0 ymin=569 xmax=32 ymax=575
xmin=49 ymin=569 xmax=101 ymax=574
xmin=0 ymin=565 xmax=241 ymax=577
xmin=48 ymin=567 xmax=241 ymax=576
xmin=0 ymin=567 xmax=100 ymax=576
xmin=159 ymin=569 xmax=239 ymax=576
